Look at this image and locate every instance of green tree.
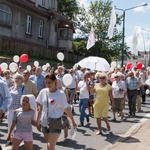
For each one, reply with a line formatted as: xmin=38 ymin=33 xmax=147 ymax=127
xmin=57 ymin=0 xmax=79 ymax=25
xmin=73 ymin=0 xmax=129 ymax=63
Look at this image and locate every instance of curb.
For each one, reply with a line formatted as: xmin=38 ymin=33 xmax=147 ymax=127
xmin=105 ymin=113 xmax=150 ymax=150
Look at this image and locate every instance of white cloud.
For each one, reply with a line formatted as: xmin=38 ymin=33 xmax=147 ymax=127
xmin=134 ymin=7 xmax=145 ymax=12
xmin=134 ymin=3 xmax=149 ymax=13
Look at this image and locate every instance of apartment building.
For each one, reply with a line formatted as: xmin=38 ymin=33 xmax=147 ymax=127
xmin=0 ymin=0 xmax=75 ymax=61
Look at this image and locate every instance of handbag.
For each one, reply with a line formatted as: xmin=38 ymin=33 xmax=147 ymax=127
xmin=46 ymin=90 xmax=63 ymax=130
xmin=47 ymin=117 xmax=63 ymax=130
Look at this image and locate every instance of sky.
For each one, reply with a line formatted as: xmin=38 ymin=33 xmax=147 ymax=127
xmin=76 ymin=0 xmax=150 ymax=54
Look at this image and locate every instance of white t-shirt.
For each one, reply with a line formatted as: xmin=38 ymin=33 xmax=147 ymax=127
xmin=78 ymin=81 xmax=89 ymax=99
xmin=36 ymin=88 xmax=69 ymax=127
xmin=67 ymin=75 xmax=77 ymax=89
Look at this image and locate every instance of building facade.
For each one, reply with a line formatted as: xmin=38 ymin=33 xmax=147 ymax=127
xmin=0 ymin=0 xmax=77 ymax=62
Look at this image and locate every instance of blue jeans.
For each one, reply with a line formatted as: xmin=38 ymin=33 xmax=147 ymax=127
xmin=79 ymin=98 xmax=89 ymax=123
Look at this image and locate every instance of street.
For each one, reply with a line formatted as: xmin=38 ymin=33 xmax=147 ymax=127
xmin=1 ymin=96 xmax=150 ymax=150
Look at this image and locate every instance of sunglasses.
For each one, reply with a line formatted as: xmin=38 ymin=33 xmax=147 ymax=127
xmin=99 ymin=77 xmax=105 ymax=79
xmin=14 ymin=78 xmax=21 ymax=80
xmin=114 ymin=76 xmax=119 ymax=78
xmin=4 ymin=73 xmax=8 ymax=75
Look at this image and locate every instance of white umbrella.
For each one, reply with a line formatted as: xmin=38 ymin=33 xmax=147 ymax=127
xmin=77 ymin=56 xmax=110 ymax=71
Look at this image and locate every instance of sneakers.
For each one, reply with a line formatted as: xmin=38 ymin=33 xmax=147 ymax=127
xmin=78 ymin=122 xmax=84 ymax=127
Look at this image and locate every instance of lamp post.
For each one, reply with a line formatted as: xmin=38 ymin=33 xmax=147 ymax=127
xmin=115 ymin=3 xmax=147 ymax=67
xmin=148 ymin=38 xmax=150 ymax=66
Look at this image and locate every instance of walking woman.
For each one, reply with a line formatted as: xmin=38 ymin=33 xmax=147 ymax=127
xmin=6 ymin=74 xmax=27 ymax=146
xmin=93 ymin=72 xmax=113 ymax=135
xmin=36 ymin=73 xmax=77 ymax=150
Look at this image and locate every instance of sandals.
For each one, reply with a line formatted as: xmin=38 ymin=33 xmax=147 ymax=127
xmin=96 ymin=131 xmax=102 ymax=135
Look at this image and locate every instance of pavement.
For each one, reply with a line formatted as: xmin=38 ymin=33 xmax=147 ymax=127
xmin=1 ymin=101 xmax=150 ymax=150
xmin=106 ymin=114 xmax=150 ymax=150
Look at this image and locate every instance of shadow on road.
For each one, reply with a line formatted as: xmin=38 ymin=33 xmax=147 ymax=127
xmin=57 ymin=139 xmax=86 ymax=149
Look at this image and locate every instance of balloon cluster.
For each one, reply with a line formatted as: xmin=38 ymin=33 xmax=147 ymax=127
xmin=126 ymin=62 xmax=143 ymax=70
xmin=0 ymin=54 xmax=29 ymax=73
xmin=13 ymin=54 xmax=29 ymax=63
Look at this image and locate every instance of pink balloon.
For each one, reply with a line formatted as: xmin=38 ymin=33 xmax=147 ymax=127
xmin=20 ymin=54 xmax=29 ymax=63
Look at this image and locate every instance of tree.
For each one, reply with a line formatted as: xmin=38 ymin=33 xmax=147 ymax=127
xmin=57 ymin=0 xmax=79 ymax=26
xmin=73 ymin=0 xmax=129 ymax=63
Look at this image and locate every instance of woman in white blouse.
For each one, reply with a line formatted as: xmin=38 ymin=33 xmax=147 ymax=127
xmin=112 ymin=73 xmax=126 ymax=121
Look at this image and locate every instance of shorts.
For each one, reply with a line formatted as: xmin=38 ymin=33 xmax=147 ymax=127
xmin=41 ymin=126 xmax=61 ymax=134
xmin=13 ymin=131 xmax=33 ymax=141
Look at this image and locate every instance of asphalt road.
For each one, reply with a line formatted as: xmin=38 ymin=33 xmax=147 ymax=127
xmin=1 ymin=96 xmax=150 ymax=150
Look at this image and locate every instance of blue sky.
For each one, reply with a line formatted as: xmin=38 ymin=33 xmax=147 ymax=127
xmin=77 ymin=0 xmax=150 ymax=53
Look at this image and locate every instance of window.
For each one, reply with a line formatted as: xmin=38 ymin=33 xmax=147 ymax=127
xmin=38 ymin=20 xmax=43 ymax=37
xmin=0 ymin=4 xmax=12 ymax=26
xmin=59 ymin=28 xmax=67 ymax=39
xmin=50 ymin=0 xmax=55 ymax=9
xmin=39 ymin=0 xmax=45 ymax=7
xmin=26 ymin=15 xmax=32 ymax=34
xmin=68 ymin=29 xmax=73 ymax=40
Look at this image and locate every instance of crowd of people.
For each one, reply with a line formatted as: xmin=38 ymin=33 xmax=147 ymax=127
xmin=0 ymin=63 xmax=149 ymax=150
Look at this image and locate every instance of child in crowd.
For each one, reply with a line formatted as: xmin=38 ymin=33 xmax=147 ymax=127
xmin=7 ymin=95 xmax=37 ymax=150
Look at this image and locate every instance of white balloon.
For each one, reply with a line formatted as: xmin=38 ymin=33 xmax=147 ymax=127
xmin=46 ymin=63 xmax=50 ymax=67
xmin=110 ymin=67 xmax=114 ymax=72
xmin=34 ymin=61 xmax=39 ymax=67
xmin=9 ymin=62 xmax=18 ymax=72
xmin=117 ymin=64 xmax=121 ymax=69
xmin=42 ymin=65 xmax=47 ymax=71
xmin=145 ymin=79 xmax=150 ymax=85
xmin=13 ymin=55 xmax=20 ymax=63
xmin=111 ymin=61 xmax=117 ymax=68
xmin=26 ymin=65 xmax=31 ymax=71
xmin=1 ymin=63 xmax=8 ymax=71
xmin=57 ymin=52 xmax=64 ymax=61
xmin=63 ymin=74 xmax=72 ymax=87
xmin=146 ymin=89 xmax=150 ymax=94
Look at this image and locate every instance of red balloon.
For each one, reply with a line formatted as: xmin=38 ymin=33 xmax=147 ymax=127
xmin=20 ymin=54 xmax=29 ymax=63
xmin=126 ymin=62 xmax=132 ymax=70
xmin=136 ymin=62 xmax=143 ymax=69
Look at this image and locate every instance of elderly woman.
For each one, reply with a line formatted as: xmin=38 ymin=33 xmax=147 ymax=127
xmin=3 ymin=70 xmax=14 ymax=88
xmin=111 ymin=73 xmax=126 ymax=121
xmin=6 ymin=74 xmax=27 ymax=146
xmin=93 ymin=72 xmax=113 ymax=135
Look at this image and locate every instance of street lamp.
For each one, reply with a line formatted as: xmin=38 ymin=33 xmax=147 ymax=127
xmin=115 ymin=3 xmax=148 ymax=67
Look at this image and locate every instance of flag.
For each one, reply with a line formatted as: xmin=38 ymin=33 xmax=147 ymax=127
xmin=86 ymin=27 xmax=95 ymax=50
xmin=107 ymin=6 xmax=116 ymax=39
xmin=133 ymin=26 xmax=141 ymax=45
xmin=132 ymin=26 xmax=141 ymax=55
